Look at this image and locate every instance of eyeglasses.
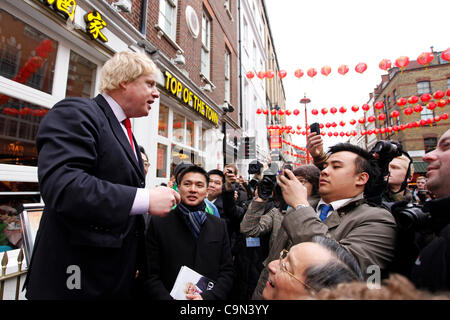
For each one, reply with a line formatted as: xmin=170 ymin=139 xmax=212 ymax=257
xmin=279 ymin=249 xmax=315 ymax=293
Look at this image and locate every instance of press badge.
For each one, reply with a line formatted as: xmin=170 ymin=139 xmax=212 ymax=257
xmin=246 ymin=237 xmax=261 ymax=247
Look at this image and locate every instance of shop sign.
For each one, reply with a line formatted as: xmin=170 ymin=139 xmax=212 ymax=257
xmin=269 ymin=130 xmax=281 ymax=149
xmin=39 ymin=0 xmax=108 ymax=43
xmin=164 ymin=71 xmax=219 ymax=126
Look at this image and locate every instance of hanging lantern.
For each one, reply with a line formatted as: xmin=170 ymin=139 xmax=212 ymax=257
xmin=413 ymin=104 xmax=423 ymax=113
xmin=325 ymin=122 xmax=331 ymax=128
xmin=400 ymin=124 xmax=407 ymax=130
xmin=307 ymin=68 xmax=317 ymax=78
xmin=393 ymin=125 xmax=399 ymax=132
xmin=296 ymin=130 xmax=301 ymax=135
xmin=367 ymin=129 xmax=373 ymax=135
xmin=339 ymin=106 xmax=347 ymax=113
xmin=256 ymin=108 xmax=262 ymax=114
xmin=408 ymin=96 xmax=419 ymax=104
xmin=434 ymin=115 xmax=441 ymax=122
xmin=319 ymin=123 xmax=324 ymax=129
xmin=339 ymin=132 xmax=345 ymax=137
xmin=442 ymin=48 xmax=450 ymax=61
xmin=362 ymin=104 xmax=370 ymax=111
xmin=367 ymin=115 xmax=376 ymax=122
xmin=378 ymin=113 xmax=386 ymax=121
xmin=294 ymin=69 xmax=304 ymax=78
xmin=396 ymin=97 xmax=407 ymax=106
xmin=406 ymin=123 xmax=413 ymax=129
xmin=321 ymin=66 xmax=331 ymax=76
xmin=321 ymin=108 xmax=328 ymax=115
xmin=330 ymin=107 xmax=337 ymax=114
xmin=338 ymin=64 xmax=349 ymax=75
xmin=278 ymin=70 xmax=287 ymax=79
xmin=355 ymin=62 xmax=367 ymax=74
xmin=420 ymin=93 xmax=432 ymax=103
xmin=361 ymin=130 xmax=366 ymax=135
xmin=374 ymin=101 xmax=384 ymax=110
xmin=437 ymin=99 xmax=447 ymax=108
xmin=285 ymin=109 xmax=291 ymax=116
xmin=379 ymin=59 xmax=392 ymax=71
xmin=351 ymin=105 xmax=359 ymax=112
xmin=311 ymin=109 xmax=319 ymax=115
xmin=426 ymin=118 xmax=433 ymax=125
xmin=293 ymin=109 xmax=300 ymax=115
xmin=297 ymin=125 xmax=302 ymax=130
xmin=358 ymin=117 xmax=365 ymax=124
xmin=278 ymin=109 xmax=284 ymax=116
xmin=333 ymin=132 xmax=339 ymax=137
xmin=404 ymin=107 xmax=413 ymax=116
xmin=257 ymin=71 xmax=266 ymax=79
xmin=395 ymin=56 xmax=410 ymax=70
xmin=419 ymin=119 xmax=427 ymax=126
xmin=263 ymin=109 xmax=269 ymax=115
xmin=265 ymin=70 xmax=275 ymax=79
xmin=331 ymin=122 xmax=337 ymax=128
xmin=328 ymin=132 xmax=333 ymax=137
xmin=391 ymin=110 xmax=400 ymax=118
xmin=349 ymin=119 xmax=356 ymax=125
xmin=246 ymin=71 xmax=255 ymax=79
xmin=380 ymin=128 xmax=386 ymax=134
xmin=374 ymin=128 xmax=380 ymax=134
xmin=446 ymin=88 xmax=450 ymax=97
xmin=434 ymin=90 xmax=445 ymax=100
xmin=417 ymin=52 xmax=434 ymax=66
xmin=427 ymin=102 xmax=437 ymax=110
xmin=339 ymin=120 xmax=346 ymax=127
xmin=271 ymin=109 xmax=277 ymax=115
xmin=441 ymin=113 xmax=448 ymax=120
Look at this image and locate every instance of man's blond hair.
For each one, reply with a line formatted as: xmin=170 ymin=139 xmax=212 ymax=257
xmin=392 ymin=154 xmax=414 ymax=176
xmin=99 ymin=51 xmax=159 ymax=92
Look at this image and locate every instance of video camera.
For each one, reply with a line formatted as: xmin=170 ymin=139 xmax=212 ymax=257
xmin=384 ymin=200 xmax=431 ymax=232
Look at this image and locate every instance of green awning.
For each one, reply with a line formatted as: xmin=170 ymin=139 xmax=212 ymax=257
xmin=413 ymin=161 xmax=428 ymax=173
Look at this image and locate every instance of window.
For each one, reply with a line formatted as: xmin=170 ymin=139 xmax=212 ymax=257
xmin=417 ymin=81 xmax=431 ymax=94
xmin=393 ymin=89 xmax=398 ymax=102
xmin=186 ymin=120 xmax=194 ymax=147
xmin=158 ymin=0 xmax=178 ymax=39
xmin=156 ymin=143 xmax=168 ymax=178
xmin=420 ymin=106 xmax=434 ymax=120
xmin=201 ymin=12 xmax=211 ymax=79
xmin=424 ymin=137 xmax=437 ymax=153
xmin=224 ymin=49 xmax=231 ymax=102
xmin=158 ymin=105 xmax=169 ymax=138
xmin=447 ymin=77 xmax=450 ymax=89
xmin=172 ymin=112 xmax=185 ymax=144
xmin=66 ymin=51 xmax=96 ymax=98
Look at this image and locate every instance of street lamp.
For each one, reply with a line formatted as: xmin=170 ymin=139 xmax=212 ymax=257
xmin=300 ymin=94 xmax=311 ymax=164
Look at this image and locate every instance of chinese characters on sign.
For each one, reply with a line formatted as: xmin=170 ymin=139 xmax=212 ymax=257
xmin=84 ymin=11 xmax=108 ymax=43
xmin=39 ymin=1 xmax=108 ymax=43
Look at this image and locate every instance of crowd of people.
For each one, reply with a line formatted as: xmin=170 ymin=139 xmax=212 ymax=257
xmin=23 ymin=52 xmax=450 ymax=301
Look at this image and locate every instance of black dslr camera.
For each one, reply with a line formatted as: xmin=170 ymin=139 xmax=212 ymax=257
xmin=385 ymin=201 xmax=431 ymax=232
xmin=257 ymin=169 xmax=277 ymax=200
xmin=370 ymin=140 xmax=403 ymax=177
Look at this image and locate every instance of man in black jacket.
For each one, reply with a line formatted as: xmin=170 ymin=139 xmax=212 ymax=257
xmin=410 ymin=129 xmax=450 ymax=292
xmin=145 ymin=166 xmax=234 ymax=300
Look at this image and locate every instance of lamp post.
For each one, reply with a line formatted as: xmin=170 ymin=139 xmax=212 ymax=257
xmin=300 ymin=94 xmax=311 ymax=164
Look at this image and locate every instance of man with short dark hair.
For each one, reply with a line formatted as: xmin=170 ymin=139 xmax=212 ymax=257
xmin=207 ymin=169 xmax=225 ymax=217
xmin=252 ymin=141 xmax=397 ymax=299
xmin=145 ymin=166 xmax=233 ymax=300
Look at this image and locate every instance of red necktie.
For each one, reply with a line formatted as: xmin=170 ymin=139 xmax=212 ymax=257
xmin=122 ymin=118 xmax=134 ymax=152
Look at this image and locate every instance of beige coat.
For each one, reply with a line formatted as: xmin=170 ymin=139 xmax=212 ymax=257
xmin=252 ymin=193 xmax=397 ymax=300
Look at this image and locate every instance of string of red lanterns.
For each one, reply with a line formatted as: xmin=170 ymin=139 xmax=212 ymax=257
xmin=246 ymin=49 xmax=450 ymax=80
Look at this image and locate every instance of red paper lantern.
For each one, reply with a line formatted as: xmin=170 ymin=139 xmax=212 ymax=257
xmin=351 ymin=105 xmax=359 ymax=112
xmin=339 ymin=106 xmax=347 ymax=113
xmin=395 ymin=56 xmax=410 ymax=69
xmin=339 ymin=120 xmax=346 ymax=127
xmin=297 ymin=125 xmax=302 ymax=130
xmin=419 ymin=119 xmax=427 ymax=126
xmin=379 ymin=59 xmax=392 ymax=71
xmin=294 ymin=69 xmax=304 ymax=78
xmin=426 ymin=118 xmax=433 ymax=125
xmin=307 ymin=68 xmax=317 ymax=78
xmin=321 ymin=66 xmax=331 ymax=76
xmin=311 ymin=109 xmax=318 ymax=115
xmin=293 ymin=109 xmax=300 ymax=115
xmin=374 ymin=128 xmax=380 ymax=134
xmin=406 ymin=123 xmax=413 ymax=129
xmin=355 ymin=62 xmax=367 ymax=74
xmin=265 ymin=70 xmax=275 ymax=79
xmin=408 ymin=96 xmax=419 ymax=104
xmin=349 ymin=119 xmax=356 ymax=125
xmin=285 ymin=110 xmax=291 ymax=116
xmin=358 ymin=117 xmax=365 ymax=124
xmin=325 ymin=122 xmax=331 ymax=128
xmin=278 ymin=70 xmax=287 ymax=79
xmin=367 ymin=129 xmax=373 ymax=135
xmin=442 ymin=48 xmax=450 ymax=61
xmin=380 ymin=128 xmax=386 ymax=134
xmin=393 ymin=125 xmax=399 ymax=132
xmin=396 ymin=97 xmax=407 ymax=106
xmin=434 ymin=90 xmax=445 ymax=100
xmin=362 ymin=104 xmax=370 ymax=111
xmin=246 ymin=71 xmax=255 ymax=79
xmin=420 ymin=93 xmax=432 ymax=103
xmin=345 ymin=132 xmax=351 ymax=137
xmin=257 ymin=71 xmax=266 ymax=79
xmin=339 ymin=132 xmax=345 ymax=137
xmin=368 ymin=115 xmax=376 ymax=122
xmin=330 ymin=107 xmax=337 ymax=114
xmin=271 ymin=109 xmax=277 ymax=115
xmin=374 ymin=101 xmax=384 ymax=110
xmin=413 ymin=104 xmax=423 ymax=113
xmin=437 ymin=99 xmax=447 ymax=108
xmin=441 ymin=113 xmax=449 ymax=120
xmin=338 ymin=65 xmax=349 ymax=75
xmin=331 ymin=122 xmax=337 ymax=128
xmin=278 ymin=109 xmax=284 ymax=116
xmin=446 ymin=88 xmax=450 ymax=97
xmin=328 ymin=132 xmax=333 ymax=137
xmin=319 ymin=123 xmax=324 ymax=129
xmin=417 ymin=52 xmax=434 ymax=66
xmin=378 ymin=113 xmax=386 ymax=121
xmin=321 ymin=108 xmax=328 ymax=115
xmin=256 ymin=108 xmax=262 ymax=114
xmin=361 ymin=130 xmax=366 ymax=135
xmin=333 ymin=132 xmax=338 ymax=137
xmin=434 ymin=116 xmax=441 ymax=122
xmin=391 ymin=110 xmax=400 ymax=118
xmin=404 ymin=107 xmax=413 ymax=116
xmin=263 ymin=109 xmax=269 ymax=115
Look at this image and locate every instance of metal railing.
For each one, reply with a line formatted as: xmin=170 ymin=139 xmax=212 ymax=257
xmin=0 ymin=248 xmax=27 ymax=300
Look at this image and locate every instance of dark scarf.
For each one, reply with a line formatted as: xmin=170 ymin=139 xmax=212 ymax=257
xmin=178 ymin=202 xmax=207 ymax=238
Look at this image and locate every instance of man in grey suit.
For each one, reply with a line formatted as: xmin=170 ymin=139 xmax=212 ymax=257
xmin=253 ymin=141 xmax=396 ymax=299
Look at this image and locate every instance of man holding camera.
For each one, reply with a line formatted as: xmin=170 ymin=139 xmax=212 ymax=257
xmin=252 ymin=139 xmax=397 ymax=299
xmin=409 ymin=129 xmax=450 ymax=292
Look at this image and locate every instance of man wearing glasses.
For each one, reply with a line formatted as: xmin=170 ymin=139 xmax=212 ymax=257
xmin=263 ymin=236 xmax=362 ymax=300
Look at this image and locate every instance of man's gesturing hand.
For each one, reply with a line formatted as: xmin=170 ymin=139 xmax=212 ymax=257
xmin=148 ymin=186 xmax=181 ymax=217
